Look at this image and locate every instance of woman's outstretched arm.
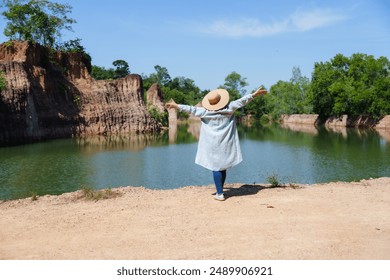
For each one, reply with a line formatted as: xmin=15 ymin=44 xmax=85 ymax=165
xmin=229 ymin=87 xmax=268 ymax=111
xmin=165 ymin=99 xmax=207 ymax=117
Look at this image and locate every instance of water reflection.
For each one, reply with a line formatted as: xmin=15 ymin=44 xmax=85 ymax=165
xmin=0 ymin=122 xmax=389 ymax=200
xmin=0 ymin=139 xmax=90 ymax=199
xmin=377 ymin=129 xmax=390 ymax=142
xmin=168 ymin=120 xmax=201 ymax=142
xmin=169 ymin=123 xmax=177 ymax=143
xmin=323 ymin=125 xmax=347 ymax=138
xmin=280 ymin=122 xmax=318 ymax=135
xmin=238 ymin=123 xmax=389 ymax=183
xmin=77 ymin=134 xmax=165 ymax=153
xmin=186 ymin=120 xmax=201 ymax=140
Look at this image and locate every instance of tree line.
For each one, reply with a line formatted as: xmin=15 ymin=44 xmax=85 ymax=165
xmin=1 ymin=0 xmax=389 ymax=121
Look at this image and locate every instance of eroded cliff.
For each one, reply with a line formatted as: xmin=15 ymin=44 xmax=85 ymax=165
xmin=0 ymin=41 xmax=160 ymax=146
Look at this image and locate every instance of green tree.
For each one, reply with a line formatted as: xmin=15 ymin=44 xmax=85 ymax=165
xmin=56 ymin=38 xmax=92 ymax=72
xmin=91 ymin=65 xmax=116 ymax=80
xmin=220 ymin=71 xmax=248 ymax=101
xmin=309 ymin=53 xmax=390 ymax=119
xmin=168 ymin=76 xmax=201 ymax=104
xmin=113 ymin=59 xmax=130 ymax=78
xmin=308 ymin=61 xmax=336 ymax=118
xmin=143 ymin=66 xmax=201 ymax=105
xmin=290 ymin=66 xmax=311 ymax=111
xmin=369 ymin=56 xmax=390 ymax=117
xmin=267 ymin=81 xmax=295 ymax=117
xmin=142 ymin=66 xmax=204 ymax=123
xmin=57 ymin=37 xmax=85 ymax=53
xmin=91 ymin=59 xmax=130 ymax=80
xmin=170 ymin=76 xmax=197 ymax=93
xmin=163 ymin=88 xmax=188 ymax=105
xmin=148 ymin=65 xmax=171 ymax=87
xmin=244 ymin=85 xmax=268 ymax=119
xmin=2 ymin=0 xmax=76 ymax=47
xmin=259 ymin=67 xmax=311 ymax=119
xmin=141 ymin=73 xmax=154 ymax=93
xmin=143 ymin=65 xmax=172 ymax=99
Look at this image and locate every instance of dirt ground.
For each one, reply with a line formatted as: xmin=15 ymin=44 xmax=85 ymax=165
xmin=0 ymin=177 xmax=389 ymax=260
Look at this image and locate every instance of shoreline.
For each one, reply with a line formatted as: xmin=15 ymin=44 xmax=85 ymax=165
xmin=1 ymin=177 xmax=389 ymax=260
xmin=1 ymin=175 xmax=388 ymax=203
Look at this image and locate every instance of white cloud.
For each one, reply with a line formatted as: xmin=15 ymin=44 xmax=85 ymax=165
xmin=207 ymin=18 xmax=289 ymax=37
xmin=201 ymin=8 xmax=348 ymax=38
xmin=291 ymin=8 xmax=347 ymax=31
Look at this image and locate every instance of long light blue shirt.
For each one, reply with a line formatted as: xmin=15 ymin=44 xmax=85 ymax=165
xmin=178 ymin=94 xmax=254 ymax=171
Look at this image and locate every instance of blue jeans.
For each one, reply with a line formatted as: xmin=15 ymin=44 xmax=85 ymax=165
xmin=213 ymin=170 xmax=226 ymax=195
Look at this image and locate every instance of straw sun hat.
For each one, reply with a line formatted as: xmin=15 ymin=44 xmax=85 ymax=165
xmin=202 ymin=89 xmax=230 ymax=111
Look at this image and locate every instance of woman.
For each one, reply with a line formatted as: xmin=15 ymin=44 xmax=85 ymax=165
xmin=165 ymin=87 xmax=267 ymax=201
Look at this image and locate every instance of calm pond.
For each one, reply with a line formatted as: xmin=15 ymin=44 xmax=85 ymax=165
xmin=1 ymin=123 xmax=389 ymax=200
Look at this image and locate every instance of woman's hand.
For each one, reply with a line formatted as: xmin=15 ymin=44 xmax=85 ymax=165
xmin=252 ymin=87 xmax=268 ymax=97
xmin=165 ymin=99 xmax=179 ymax=110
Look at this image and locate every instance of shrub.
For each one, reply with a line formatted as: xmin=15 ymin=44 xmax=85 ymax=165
xmin=80 ymin=187 xmax=121 ymax=201
xmin=0 ymin=71 xmax=6 ymax=92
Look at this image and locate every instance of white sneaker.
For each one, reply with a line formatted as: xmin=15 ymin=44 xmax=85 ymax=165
xmin=214 ymin=193 xmax=225 ymax=201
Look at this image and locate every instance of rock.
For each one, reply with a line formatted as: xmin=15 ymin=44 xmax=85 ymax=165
xmin=281 ymin=114 xmax=390 ymax=130
xmin=325 ymin=115 xmax=348 ymax=127
xmin=374 ymin=115 xmax=390 ymax=130
xmin=281 ymin=114 xmax=319 ymax=125
xmin=0 ymin=41 xmax=160 ymax=146
xmin=146 ymin=83 xmax=165 ymax=114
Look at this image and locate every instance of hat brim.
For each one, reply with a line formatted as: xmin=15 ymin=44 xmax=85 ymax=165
xmin=202 ymin=89 xmax=230 ymax=111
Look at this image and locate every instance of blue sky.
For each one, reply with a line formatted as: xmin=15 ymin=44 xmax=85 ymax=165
xmin=1 ymin=0 xmax=389 ymax=91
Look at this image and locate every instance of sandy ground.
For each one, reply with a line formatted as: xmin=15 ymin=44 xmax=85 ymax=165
xmin=0 ymin=177 xmax=389 ymax=260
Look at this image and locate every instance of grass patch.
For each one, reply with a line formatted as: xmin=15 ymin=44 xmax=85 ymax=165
xmin=266 ymin=173 xmax=302 ymax=189
xmin=29 ymin=191 xmax=39 ymax=201
xmin=80 ymin=187 xmax=121 ymax=201
xmin=288 ymin=182 xmax=301 ymax=189
xmin=266 ymin=173 xmax=282 ymax=188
